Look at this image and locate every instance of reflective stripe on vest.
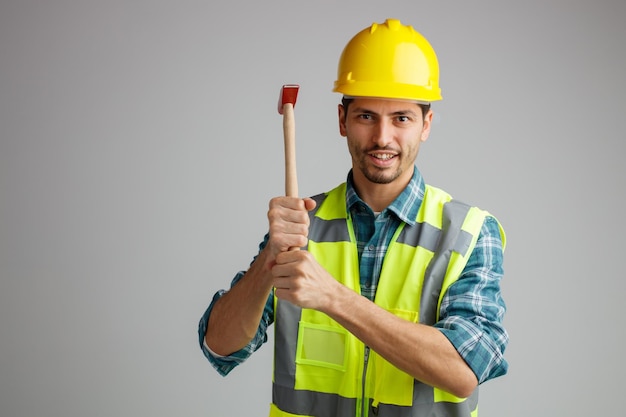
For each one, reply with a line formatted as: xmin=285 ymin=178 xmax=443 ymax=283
xmin=271 ymin=183 xmax=497 ymax=417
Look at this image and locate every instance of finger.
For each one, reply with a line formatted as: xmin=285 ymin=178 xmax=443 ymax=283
xmin=268 ymin=232 xmax=306 ymax=253
xmin=302 ymin=197 xmax=317 ymax=212
xmin=274 ymin=287 xmax=292 ymax=301
xmin=273 ymin=277 xmax=290 ymax=289
xmin=274 ymin=250 xmax=303 ymax=265
xmin=268 ymin=208 xmax=310 ymax=231
xmin=269 ymin=196 xmax=308 ymax=211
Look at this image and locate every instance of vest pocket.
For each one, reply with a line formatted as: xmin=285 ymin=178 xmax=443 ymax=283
xmin=296 ymin=321 xmax=348 ymax=371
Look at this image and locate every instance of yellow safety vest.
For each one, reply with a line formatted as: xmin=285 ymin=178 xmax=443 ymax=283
xmin=270 ymin=183 xmax=505 ymax=417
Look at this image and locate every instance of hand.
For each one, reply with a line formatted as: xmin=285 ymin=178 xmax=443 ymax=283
xmin=272 ymin=249 xmax=340 ymax=311
xmin=264 ymin=196 xmax=316 ymax=269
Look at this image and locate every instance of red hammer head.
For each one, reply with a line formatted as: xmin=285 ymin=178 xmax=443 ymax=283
xmin=278 ymin=84 xmax=300 ymax=114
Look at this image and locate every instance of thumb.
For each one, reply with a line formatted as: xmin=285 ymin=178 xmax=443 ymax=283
xmin=302 ymin=197 xmax=317 ymax=212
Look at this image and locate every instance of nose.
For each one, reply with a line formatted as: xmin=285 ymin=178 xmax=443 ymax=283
xmin=372 ymin=119 xmax=393 ymax=148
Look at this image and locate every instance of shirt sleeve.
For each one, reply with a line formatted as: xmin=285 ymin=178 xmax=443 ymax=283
xmin=434 ymin=216 xmax=509 ymax=384
xmin=197 ymin=236 xmax=275 ymax=376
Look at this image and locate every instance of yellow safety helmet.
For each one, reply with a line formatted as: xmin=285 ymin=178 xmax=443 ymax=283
xmin=333 ymin=18 xmax=442 ymax=102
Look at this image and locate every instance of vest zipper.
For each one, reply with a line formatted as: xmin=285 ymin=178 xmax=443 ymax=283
xmin=360 ymin=346 xmax=370 ymax=417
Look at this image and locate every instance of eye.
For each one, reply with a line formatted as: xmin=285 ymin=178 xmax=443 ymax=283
xmin=353 ymin=112 xmax=376 ymax=124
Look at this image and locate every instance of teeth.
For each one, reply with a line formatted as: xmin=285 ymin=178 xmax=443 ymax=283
xmin=374 ymin=154 xmax=394 ymax=160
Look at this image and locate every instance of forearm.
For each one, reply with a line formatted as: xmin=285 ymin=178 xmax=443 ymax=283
xmin=323 ymin=283 xmax=478 ymax=398
xmin=206 ymin=197 xmax=316 ymax=356
xmin=205 ymin=248 xmax=274 ymax=356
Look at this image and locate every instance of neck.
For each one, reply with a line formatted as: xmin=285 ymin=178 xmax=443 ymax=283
xmin=352 ymin=169 xmax=413 ymax=213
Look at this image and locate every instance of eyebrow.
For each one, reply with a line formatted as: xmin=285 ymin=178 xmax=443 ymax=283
xmin=351 ymin=107 xmax=420 ymax=118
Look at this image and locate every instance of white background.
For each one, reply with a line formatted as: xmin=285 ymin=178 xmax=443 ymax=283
xmin=1 ymin=1 xmax=625 ymax=416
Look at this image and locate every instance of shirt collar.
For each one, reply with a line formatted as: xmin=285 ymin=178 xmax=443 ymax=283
xmin=345 ymin=167 xmax=425 ymax=226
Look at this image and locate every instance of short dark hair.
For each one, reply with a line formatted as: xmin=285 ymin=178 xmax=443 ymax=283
xmin=341 ymin=96 xmax=431 ymax=120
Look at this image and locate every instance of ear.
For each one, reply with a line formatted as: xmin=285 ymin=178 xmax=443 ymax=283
xmin=338 ymin=104 xmax=347 ymax=137
xmin=420 ymin=109 xmax=434 ymax=142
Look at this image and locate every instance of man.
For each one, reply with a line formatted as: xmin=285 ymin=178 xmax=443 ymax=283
xmin=199 ymin=18 xmax=508 ymax=417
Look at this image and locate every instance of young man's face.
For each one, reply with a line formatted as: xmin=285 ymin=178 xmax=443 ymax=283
xmin=338 ymin=97 xmax=433 ymax=187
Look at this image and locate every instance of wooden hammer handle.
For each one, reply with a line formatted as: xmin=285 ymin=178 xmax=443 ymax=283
xmin=282 ymin=102 xmax=298 ymax=197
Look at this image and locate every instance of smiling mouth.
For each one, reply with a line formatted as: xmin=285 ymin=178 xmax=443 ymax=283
xmin=371 ymin=153 xmax=395 ymax=160
xmin=368 ymin=150 xmax=399 ymax=164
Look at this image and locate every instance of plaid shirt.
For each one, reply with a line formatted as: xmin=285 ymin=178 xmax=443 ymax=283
xmin=199 ymin=168 xmax=508 ymax=384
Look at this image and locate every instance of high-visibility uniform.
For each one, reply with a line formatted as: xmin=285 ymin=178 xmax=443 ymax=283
xmin=270 ymin=182 xmax=505 ymax=417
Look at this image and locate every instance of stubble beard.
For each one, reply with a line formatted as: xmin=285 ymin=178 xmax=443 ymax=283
xmin=357 ymin=154 xmax=403 ymax=184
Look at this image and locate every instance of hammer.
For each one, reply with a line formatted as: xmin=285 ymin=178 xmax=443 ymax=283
xmin=278 ymin=84 xmax=300 ymax=197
